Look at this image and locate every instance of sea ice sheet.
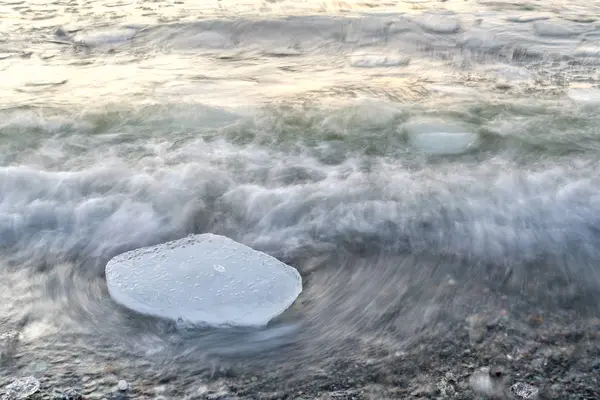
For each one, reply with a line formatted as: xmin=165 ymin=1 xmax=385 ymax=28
xmin=105 ymin=234 xmax=302 ymax=327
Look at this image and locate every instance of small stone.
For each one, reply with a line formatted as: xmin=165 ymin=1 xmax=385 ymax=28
xmin=531 ymin=357 xmax=546 ymax=370
xmin=85 ymin=394 xmax=105 ymax=400
xmin=410 ymin=382 xmax=434 ymax=396
xmin=52 ymin=388 xmax=84 ymax=400
xmin=117 ymin=380 xmax=128 ymax=391
xmin=55 ymin=27 xmax=69 ymax=38
xmin=511 ymin=382 xmax=539 ymax=399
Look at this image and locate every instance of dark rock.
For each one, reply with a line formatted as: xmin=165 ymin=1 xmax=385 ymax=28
xmin=52 ymin=388 xmax=84 ymax=400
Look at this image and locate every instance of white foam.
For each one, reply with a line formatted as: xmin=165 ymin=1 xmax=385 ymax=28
xmin=105 ymin=233 xmax=302 ymax=327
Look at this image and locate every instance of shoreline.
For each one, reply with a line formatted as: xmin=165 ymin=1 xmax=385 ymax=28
xmin=3 ymin=286 xmax=599 ymax=400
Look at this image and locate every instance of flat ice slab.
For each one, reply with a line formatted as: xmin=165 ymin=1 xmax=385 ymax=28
xmin=105 ymin=234 xmax=302 ymax=327
xmin=402 ymin=118 xmax=479 ymax=155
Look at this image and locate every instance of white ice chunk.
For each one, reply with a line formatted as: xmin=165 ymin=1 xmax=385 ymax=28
xmin=402 ymin=118 xmax=479 ymax=155
xmin=413 ymin=13 xmax=462 ymax=34
xmin=533 ymin=21 xmax=582 ymax=37
xmin=3 ymin=376 xmax=40 ymax=400
xmin=105 ymin=234 xmax=302 ymax=327
xmin=567 ymin=88 xmax=600 ymax=105
xmin=349 ymin=52 xmax=410 ymax=68
xmin=73 ymin=28 xmax=136 ymax=46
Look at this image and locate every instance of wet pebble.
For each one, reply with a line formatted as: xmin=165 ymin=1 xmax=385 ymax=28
xmin=55 ymin=27 xmax=69 ymax=38
xmin=52 ymin=388 xmax=84 ymax=400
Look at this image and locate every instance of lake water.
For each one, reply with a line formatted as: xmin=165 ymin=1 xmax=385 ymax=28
xmin=1 ymin=0 xmax=600 ymax=397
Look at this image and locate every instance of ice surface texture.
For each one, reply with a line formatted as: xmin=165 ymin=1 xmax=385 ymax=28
xmin=105 ymin=234 xmax=302 ymax=327
xmin=3 ymin=376 xmax=40 ymax=400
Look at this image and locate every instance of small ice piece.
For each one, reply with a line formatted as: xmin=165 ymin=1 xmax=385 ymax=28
xmin=105 ymin=234 xmax=303 ymax=327
xmin=506 ymin=14 xmax=551 ymax=23
xmin=533 ymin=21 xmax=580 ymax=37
xmin=574 ymin=46 xmax=600 ymax=58
xmin=349 ymin=52 xmax=410 ymax=68
xmin=73 ymin=28 xmax=136 ymax=46
xmin=3 ymin=376 xmax=40 ymax=399
xmin=567 ymin=88 xmax=600 ymax=105
xmin=402 ymin=118 xmax=479 ymax=155
xmin=427 ymin=84 xmax=480 ymax=98
xmin=413 ymin=13 xmax=462 ymax=34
